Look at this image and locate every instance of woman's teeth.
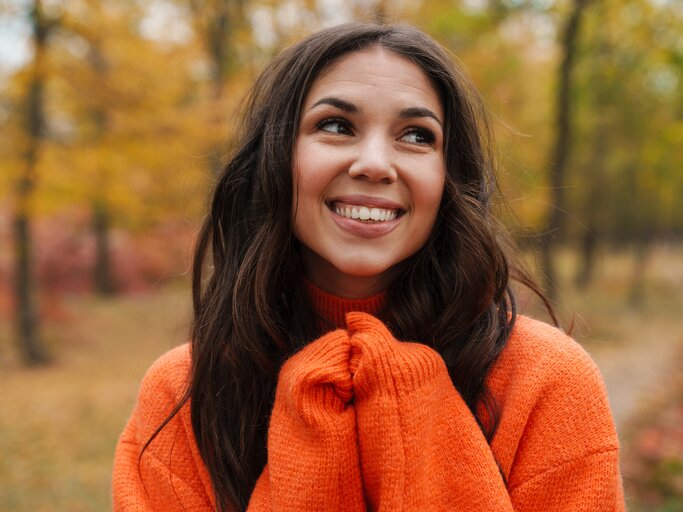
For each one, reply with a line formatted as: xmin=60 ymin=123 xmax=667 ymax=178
xmin=334 ymin=205 xmax=398 ymax=222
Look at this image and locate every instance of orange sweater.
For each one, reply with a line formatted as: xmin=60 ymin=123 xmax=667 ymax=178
xmin=113 ymin=286 xmax=625 ymax=511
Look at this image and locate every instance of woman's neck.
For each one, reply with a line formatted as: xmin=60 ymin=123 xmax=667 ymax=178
xmin=303 ymin=277 xmax=386 ymax=329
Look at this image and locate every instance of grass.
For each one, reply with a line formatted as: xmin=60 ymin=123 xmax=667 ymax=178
xmin=0 ymin=283 xmax=192 ymax=511
xmin=0 ymin=245 xmax=681 ymax=510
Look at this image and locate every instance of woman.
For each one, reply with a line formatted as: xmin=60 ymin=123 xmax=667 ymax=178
xmin=113 ymin=22 xmax=625 ymax=511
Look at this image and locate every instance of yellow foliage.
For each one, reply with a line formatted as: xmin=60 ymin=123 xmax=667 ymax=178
xmin=1 ymin=0 xmax=681 ymax=238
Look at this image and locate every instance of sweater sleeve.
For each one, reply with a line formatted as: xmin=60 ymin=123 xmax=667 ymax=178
xmin=501 ymin=317 xmax=625 ymax=511
xmin=112 ymin=345 xmax=215 ymax=512
xmin=247 ymin=329 xmax=365 ymax=511
xmin=348 ymin=312 xmax=513 ymax=510
xmin=347 ymin=312 xmax=624 ymax=512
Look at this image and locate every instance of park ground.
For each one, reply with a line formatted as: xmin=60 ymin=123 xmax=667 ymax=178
xmin=0 ymin=245 xmax=681 ymax=511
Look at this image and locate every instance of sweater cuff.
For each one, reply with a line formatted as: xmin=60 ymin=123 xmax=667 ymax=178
xmin=346 ymin=312 xmax=446 ymax=399
xmin=278 ymin=329 xmax=354 ymax=412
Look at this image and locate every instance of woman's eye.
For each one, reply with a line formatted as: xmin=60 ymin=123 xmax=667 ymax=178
xmin=317 ymin=118 xmax=352 ymax=135
xmin=401 ymin=128 xmax=436 ymax=145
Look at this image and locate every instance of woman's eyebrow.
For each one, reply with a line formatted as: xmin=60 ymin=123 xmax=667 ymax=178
xmin=399 ymin=107 xmax=443 ymax=127
xmin=310 ymin=97 xmax=359 ymax=113
xmin=309 ymin=98 xmax=441 ymax=127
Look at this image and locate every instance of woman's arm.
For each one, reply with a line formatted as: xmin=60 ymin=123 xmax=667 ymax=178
xmin=248 ymin=329 xmax=365 ymax=512
xmin=112 ymin=345 xmax=215 ymax=512
xmin=347 ymin=312 xmax=624 ymax=511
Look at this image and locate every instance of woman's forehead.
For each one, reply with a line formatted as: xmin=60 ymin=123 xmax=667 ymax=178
xmin=303 ymin=47 xmax=442 ymax=116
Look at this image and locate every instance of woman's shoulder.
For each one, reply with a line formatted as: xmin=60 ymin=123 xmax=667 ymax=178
xmin=115 ymin=343 xmax=213 ymax=508
xmin=507 ymin=314 xmax=598 ymax=370
xmin=492 ymin=315 xmax=606 ymax=398
xmin=141 ymin=342 xmax=191 ymax=386
xmin=116 ymin=344 xmax=193 ymax=450
xmin=489 ymin=316 xmax=619 ymax=489
xmin=129 ymin=343 xmax=192 ymax=436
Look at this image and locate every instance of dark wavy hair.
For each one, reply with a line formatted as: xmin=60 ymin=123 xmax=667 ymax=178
xmin=147 ymin=22 xmax=554 ymax=511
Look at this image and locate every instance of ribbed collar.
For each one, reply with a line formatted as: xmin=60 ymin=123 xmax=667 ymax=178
xmin=303 ymin=278 xmax=386 ymax=329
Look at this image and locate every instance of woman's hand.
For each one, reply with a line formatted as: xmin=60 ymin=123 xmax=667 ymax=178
xmin=248 ymin=329 xmax=365 ymax=512
xmin=346 ymin=312 xmax=512 ymax=511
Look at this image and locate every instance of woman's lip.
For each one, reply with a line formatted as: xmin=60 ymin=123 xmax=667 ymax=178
xmin=326 ymin=194 xmax=405 ymax=211
xmin=327 ymin=205 xmax=401 ymax=239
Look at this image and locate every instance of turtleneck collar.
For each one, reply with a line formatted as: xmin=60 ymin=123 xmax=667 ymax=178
xmin=303 ymin=278 xmax=386 ymax=329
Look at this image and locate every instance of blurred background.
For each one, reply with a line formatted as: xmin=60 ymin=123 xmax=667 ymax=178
xmin=0 ymin=0 xmax=681 ymax=510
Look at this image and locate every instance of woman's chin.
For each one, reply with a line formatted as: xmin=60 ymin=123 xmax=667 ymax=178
xmin=298 ymin=244 xmax=404 ymax=296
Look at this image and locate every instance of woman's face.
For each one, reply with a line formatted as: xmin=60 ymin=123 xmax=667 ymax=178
xmin=292 ymin=47 xmax=446 ymax=298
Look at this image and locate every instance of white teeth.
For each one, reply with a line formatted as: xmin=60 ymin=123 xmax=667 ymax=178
xmin=332 ymin=203 xmax=399 ymax=222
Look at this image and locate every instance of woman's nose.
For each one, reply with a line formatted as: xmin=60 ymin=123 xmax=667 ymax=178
xmin=347 ymin=135 xmax=397 ymax=184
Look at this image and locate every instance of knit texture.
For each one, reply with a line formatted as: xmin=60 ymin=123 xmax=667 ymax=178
xmin=113 ymin=285 xmax=625 ymax=511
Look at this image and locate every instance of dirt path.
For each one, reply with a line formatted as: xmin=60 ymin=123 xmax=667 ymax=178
xmin=585 ymin=314 xmax=683 ymax=434
xmin=551 ymin=246 xmax=683 ymax=436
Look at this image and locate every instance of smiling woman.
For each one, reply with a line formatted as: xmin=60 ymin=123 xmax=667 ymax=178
xmin=293 ymin=47 xmax=445 ymax=297
xmin=112 ymin=22 xmax=625 ymax=512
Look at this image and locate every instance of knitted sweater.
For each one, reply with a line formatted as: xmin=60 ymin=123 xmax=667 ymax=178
xmin=113 ymin=285 xmax=625 ymax=511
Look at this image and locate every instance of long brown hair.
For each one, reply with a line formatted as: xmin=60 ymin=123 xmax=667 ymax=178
xmin=162 ymin=22 xmax=553 ymax=511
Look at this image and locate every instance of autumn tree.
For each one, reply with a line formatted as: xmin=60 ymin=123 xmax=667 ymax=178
xmin=0 ymin=0 xmax=213 ymax=313
xmin=11 ymin=0 xmax=58 ymax=364
xmin=570 ymin=0 xmax=683 ymax=296
xmin=538 ymin=0 xmax=591 ymax=300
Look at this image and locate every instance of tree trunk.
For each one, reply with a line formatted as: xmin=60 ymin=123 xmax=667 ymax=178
xmin=93 ymin=202 xmax=115 ymax=295
xmin=540 ymin=0 xmax=590 ymax=299
xmin=191 ymin=1 xmax=233 ymax=174
xmin=14 ymin=0 xmax=51 ymax=365
xmin=575 ymin=123 xmax=607 ymax=289
xmin=14 ymin=204 xmax=47 ymax=364
xmin=575 ymin=229 xmax=597 ymax=289
xmin=208 ymin=7 xmax=229 ymax=101
xmin=189 ymin=0 xmax=236 ymax=101
xmin=629 ymin=240 xmax=650 ymax=307
xmin=87 ymin=44 xmax=115 ymax=296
